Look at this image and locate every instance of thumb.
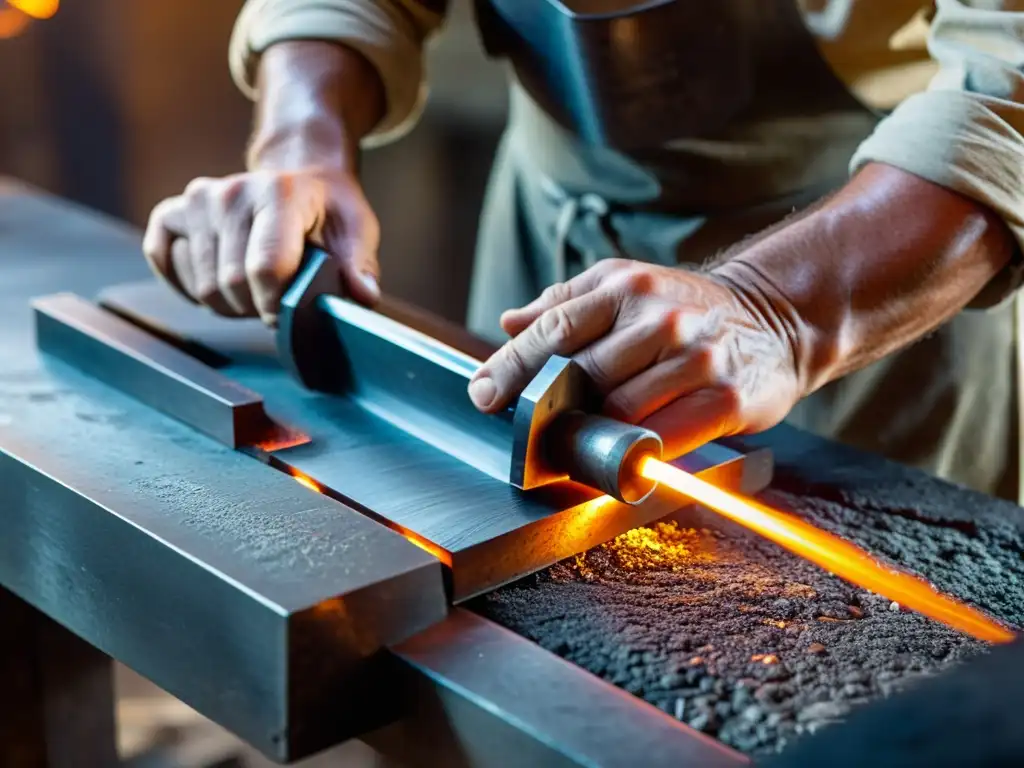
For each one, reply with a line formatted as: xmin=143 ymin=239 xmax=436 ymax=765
xmin=323 ymin=189 xmax=381 ymax=306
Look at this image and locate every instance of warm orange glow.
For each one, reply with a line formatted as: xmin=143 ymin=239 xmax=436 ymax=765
xmin=391 ymin=522 xmax=453 ymax=567
xmin=0 ymin=7 xmax=29 ymax=37
xmin=254 ymin=430 xmax=312 ymax=453
xmin=8 ymin=0 xmax=58 ymax=20
xmin=291 ymin=472 xmax=321 ymax=493
xmin=286 ymin=467 xmax=451 ymax=565
xmin=640 ymin=457 xmax=1015 ymax=644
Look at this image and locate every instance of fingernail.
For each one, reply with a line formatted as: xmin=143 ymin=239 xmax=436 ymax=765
xmin=469 ymin=376 xmax=497 ymax=409
xmin=359 ymin=271 xmax=380 ymax=299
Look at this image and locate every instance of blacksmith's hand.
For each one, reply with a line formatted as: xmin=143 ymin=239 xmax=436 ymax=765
xmin=467 ymin=259 xmax=807 ymax=460
xmin=142 ymin=168 xmax=379 ymax=326
xmin=142 ymin=42 xmax=384 ymax=326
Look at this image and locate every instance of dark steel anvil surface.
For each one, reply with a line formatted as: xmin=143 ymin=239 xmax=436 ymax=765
xmin=0 ymin=184 xmax=446 ymax=760
xmin=0 ymin=182 xmax=749 ymax=767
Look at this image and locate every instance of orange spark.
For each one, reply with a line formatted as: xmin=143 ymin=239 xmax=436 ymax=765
xmin=640 ymin=457 xmax=1015 ymax=644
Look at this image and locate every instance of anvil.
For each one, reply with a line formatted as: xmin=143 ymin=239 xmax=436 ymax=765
xmin=5 ymin=183 xmax=775 ymax=765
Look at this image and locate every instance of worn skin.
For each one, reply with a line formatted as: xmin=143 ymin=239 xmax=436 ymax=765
xmin=143 ymin=41 xmax=1014 ymax=458
xmin=143 ymin=42 xmax=385 ymax=325
xmin=469 ymin=165 xmax=1015 ymax=458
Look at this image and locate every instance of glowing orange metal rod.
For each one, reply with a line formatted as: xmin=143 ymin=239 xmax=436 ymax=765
xmin=640 ymin=456 xmax=1015 ymax=644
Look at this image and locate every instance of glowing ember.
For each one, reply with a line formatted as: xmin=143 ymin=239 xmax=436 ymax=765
xmin=640 ymin=457 xmax=1015 ymax=644
xmin=291 ymin=472 xmax=320 ymax=493
xmin=600 ymin=522 xmax=709 ymax=570
xmin=751 ymin=653 xmax=779 ymax=665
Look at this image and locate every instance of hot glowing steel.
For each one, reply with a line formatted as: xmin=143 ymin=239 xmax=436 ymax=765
xmin=291 ymin=471 xmax=321 ymax=493
xmin=640 ymin=457 xmax=1015 ymax=644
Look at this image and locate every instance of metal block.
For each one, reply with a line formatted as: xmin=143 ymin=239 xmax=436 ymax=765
xmin=33 ymin=293 xmax=274 ymax=449
xmin=99 ymin=281 xmax=774 ymax=601
xmin=0 ymin=400 xmax=447 ymax=762
xmin=367 ymin=609 xmax=747 ymax=768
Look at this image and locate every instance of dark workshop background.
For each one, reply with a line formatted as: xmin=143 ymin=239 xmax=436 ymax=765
xmin=0 ymin=0 xmax=508 ymax=323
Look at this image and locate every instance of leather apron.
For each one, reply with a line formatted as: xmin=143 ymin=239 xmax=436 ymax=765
xmin=466 ymin=0 xmax=1020 ymax=501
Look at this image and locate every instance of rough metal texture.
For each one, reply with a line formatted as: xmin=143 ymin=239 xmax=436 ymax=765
xmin=471 ymin=426 xmax=1024 ymax=758
xmin=99 ymin=280 xmax=771 ymax=601
xmin=0 ymin=184 xmax=448 ymax=762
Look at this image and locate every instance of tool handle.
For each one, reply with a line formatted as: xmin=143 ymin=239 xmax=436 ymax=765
xmin=276 ymin=245 xmax=345 ymax=391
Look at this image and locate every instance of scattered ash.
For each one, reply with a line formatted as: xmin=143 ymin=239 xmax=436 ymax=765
xmin=469 ymin=435 xmax=1024 ymax=758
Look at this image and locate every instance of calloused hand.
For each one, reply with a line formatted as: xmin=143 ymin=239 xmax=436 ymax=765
xmin=467 ymin=259 xmax=805 ymax=459
xmin=142 ymin=166 xmax=380 ymax=325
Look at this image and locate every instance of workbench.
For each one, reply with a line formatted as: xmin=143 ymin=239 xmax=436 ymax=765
xmin=3 ymin=180 xmax=1024 ymax=768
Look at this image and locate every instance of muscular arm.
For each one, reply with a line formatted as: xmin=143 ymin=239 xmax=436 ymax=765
xmin=247 ymin=41 xmax=385 ymax=171
xmin=713 ymin=162 xmax=1017 ymax=397
xmin=144 ymin=1 xmax=446 ymax=323
xmin=469 ymin=163 xmax=1016 ymax=458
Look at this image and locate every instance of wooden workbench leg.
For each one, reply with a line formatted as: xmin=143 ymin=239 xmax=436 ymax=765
xmin=0 ymin=588 xmax=119 ymax=767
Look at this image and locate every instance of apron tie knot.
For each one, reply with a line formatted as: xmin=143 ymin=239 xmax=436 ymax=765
xmin=540 ymin=175 xmax=619 ymax=284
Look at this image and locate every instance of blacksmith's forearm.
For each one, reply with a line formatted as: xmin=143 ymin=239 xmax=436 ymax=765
xmin=247 ymin=41 xmax=385 ymax=170
xmin=713 ymin=162 xmax=1016 ymax=396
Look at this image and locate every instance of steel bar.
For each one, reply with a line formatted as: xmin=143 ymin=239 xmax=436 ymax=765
xmin=98 ymin=280 xmax=773 ymax=600
xmin=34 ymin=292 xmax=275 ymax=449
xmin=366 ymin=609 xmax=748 ymax=768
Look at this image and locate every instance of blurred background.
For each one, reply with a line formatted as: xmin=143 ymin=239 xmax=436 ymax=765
xmin=0 ymin=1 xmax=508 ymax=765
xmin=0 ymin=0 xmax=508 ymax=323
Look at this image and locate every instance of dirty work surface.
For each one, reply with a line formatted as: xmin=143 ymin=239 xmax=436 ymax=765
xmin=469 ymin=427 xmax=1024 ymax=757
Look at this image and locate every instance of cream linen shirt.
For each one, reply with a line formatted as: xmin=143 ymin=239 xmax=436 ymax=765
xmin=228 ymin=0 xmax=1024 ymax=258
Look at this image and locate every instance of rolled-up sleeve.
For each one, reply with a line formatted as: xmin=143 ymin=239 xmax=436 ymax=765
xmin=849 ymin=0 xmax=1024 ymax=305
xmin=229 ymin=0 xmax=448 ymax=146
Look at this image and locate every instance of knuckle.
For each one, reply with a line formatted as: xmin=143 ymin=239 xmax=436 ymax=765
xmin=215 ymin=176 xmax=249 ymax=215
xmin=262 ymin=173 xmax=295 ymax=205
xmin=218 ymin=266 xmax=248 ymax=295
xmin=538 ymin=305 xmax=574 ymax=349
xmin=715 ymin=382 xmax=743 ymax=413
xmin=193 ymin=280 xmax=219 ymax=305
xmin=610 ymin=267 xmax=657 ymax=296
xmin=622 ymin=268 xmax=657 ymax=295
xmin=540 ymin=281 xmax=570 ymax=305
xmin=688 ymin=344 xmax=717 ymax=377
xmin=184 ymin=176 xmax=213 ymax=199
